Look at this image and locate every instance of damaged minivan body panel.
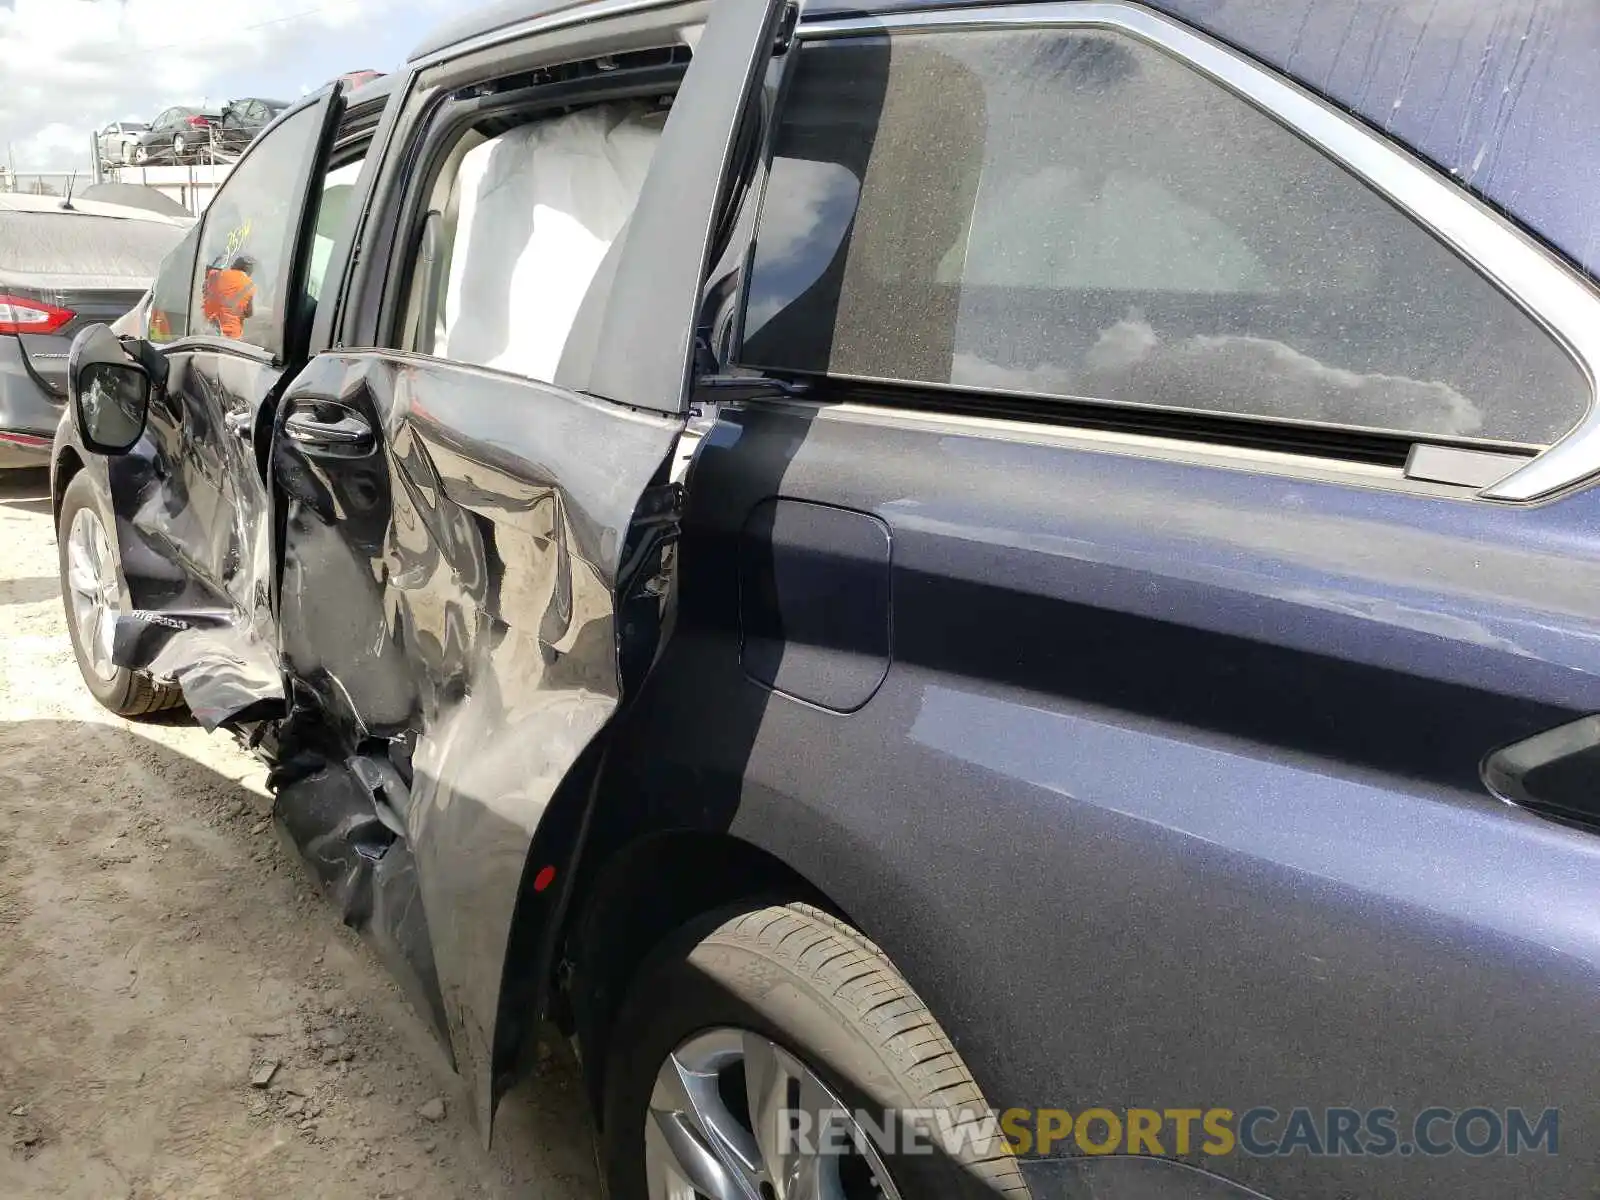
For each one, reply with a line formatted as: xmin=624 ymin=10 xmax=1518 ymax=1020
xmin=261 ymin=0 xmax=788 ymax=1129
xmin=269 ymin=351 xmax=683 ymax=1086
xmin=104 ymin=351 xmax=287 ymax=728
xmin=96 ymin=89 xmax=357 ymax=728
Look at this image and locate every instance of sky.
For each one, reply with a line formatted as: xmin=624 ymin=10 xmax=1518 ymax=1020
xmin=0 ymin=0 xmax=456 ymax=171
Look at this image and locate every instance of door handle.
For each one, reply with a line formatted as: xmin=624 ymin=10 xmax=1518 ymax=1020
xmin=282 ymin=403 xmax=375 ymax=456
xmin=1484 ymin=715 xmax=1600 ymax=829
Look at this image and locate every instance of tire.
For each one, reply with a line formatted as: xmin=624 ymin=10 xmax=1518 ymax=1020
xmin=172 ymin=134 xmax=186 ymax=161
xmin=601 ymin=901 xmax=1030 ymax=1200
xmin=134 ymin=144 xmax=149 ymax=166
xmin=57 ymin=471 xmax=183 ymax=718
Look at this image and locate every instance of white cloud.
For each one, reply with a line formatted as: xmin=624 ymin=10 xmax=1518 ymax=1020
xmin=0 ymin=0 xmax=450 ymax=169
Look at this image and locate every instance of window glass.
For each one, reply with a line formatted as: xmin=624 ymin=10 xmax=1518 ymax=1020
xmin=149 ymin=224 xmax=200 ymax=344
xmin=401 ymin=101 xmax=665 ymax=383
xmin=741 ymin=30 xmax=1589 ymax=446
xmin=190 ymin=103 xmax=324 ymax=353
xmin=306 ymin=159 xmax=366 ymax=307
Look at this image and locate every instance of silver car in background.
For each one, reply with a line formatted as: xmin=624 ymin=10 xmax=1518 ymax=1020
xmin=0 ymin=193 xmax=189 ymax=468
xmin=96 ymin=121 xmax=148 ymax=167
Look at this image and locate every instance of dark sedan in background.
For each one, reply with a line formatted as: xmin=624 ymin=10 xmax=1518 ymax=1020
xmin=133 ymin=106 xmax=221 ymax=164
xmin=210 ymin=98 xmax=290 ymax=156
xmin=0 ymin=193 xmax=188 ymax=468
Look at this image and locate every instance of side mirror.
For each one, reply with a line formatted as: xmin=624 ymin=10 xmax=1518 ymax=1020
xmin=69 ymin=324 xmax=153 ymax=455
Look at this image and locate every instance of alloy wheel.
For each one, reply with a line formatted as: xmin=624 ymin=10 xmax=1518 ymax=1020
xmin=66 ymin=504 xmax=120 ymax=681
xmin=644 ymin=1028 xmax=903 ymax=1200
xmin=173 ymin=134 xmax=186 ymax=159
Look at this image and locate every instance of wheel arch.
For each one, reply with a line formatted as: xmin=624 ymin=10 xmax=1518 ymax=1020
xmin=488 ymin=763 xmax=858 ymax=1125
xmin=52 ymin=444 xmax=84 ymax=525
xmin=569 ymin=828 xmax=849 ymax=1113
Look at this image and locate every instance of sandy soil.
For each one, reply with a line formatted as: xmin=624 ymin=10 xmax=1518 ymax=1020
xmin=0 ymin=468 xmax=602 ymax=1199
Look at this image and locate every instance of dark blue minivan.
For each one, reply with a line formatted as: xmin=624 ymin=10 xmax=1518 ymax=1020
xmin=52 ymin=1 xmax=1600 ymax=1196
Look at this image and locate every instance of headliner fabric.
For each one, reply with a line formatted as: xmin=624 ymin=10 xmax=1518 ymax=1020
xmin=439 ymin=103 xmax=662 ymax=382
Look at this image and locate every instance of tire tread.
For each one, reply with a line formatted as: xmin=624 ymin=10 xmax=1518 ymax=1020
xmin=707 ymin=902 xmax=1032 ymax=1197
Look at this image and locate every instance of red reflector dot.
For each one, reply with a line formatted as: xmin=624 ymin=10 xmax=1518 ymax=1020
xmin=533 ymin=865 xmax=557 ymax=893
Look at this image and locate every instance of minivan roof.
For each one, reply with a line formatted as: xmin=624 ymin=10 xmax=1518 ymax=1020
xmin=409 ymin=0 xmax=613 ymax=62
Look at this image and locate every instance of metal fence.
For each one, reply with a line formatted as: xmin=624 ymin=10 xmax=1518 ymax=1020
xmin=0 ymin=164 xmax=225 ymax=216
xmin=0 ymin=170 xmax=79 ymax=197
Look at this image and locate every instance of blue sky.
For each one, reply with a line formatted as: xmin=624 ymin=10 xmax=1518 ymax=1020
xmin=0 ymin=0 xmax=455 ymax=170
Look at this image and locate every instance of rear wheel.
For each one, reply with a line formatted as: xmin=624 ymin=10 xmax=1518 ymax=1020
xmin=57 ymin=471 xmax=182 ymax=717
xmin=134 ymin=144 xmax=149 ymax=166
xmin=172 ymin=133 xmax=187 ymax=160
xmin=601 ymin=902 xmax=1030 ymax=1200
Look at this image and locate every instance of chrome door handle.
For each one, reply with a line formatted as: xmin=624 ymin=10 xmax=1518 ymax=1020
xmin=282 ymin=404 xmax=375 ymax=455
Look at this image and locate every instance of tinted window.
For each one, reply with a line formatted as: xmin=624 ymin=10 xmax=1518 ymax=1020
xmin=741 ymin=30 xmax=1589 ymax=446
xmin=149 ymin=224 xmax=200 ymax=344
xmin=190 ymin=104 xmax=324 ymax=353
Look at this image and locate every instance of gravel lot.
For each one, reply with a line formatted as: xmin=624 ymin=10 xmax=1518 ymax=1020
xmin=0 ymin=468 xmax=602 ymax=1199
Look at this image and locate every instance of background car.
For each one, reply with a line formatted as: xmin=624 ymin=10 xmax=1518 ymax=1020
xmin=209 ymin=98 xmax=290 ymax=156
xmin=0 ymin=193 xmax=189 ymax=469
xmin=133 ymin=106 xmax=221 ymax=164
xmin=95 ymin=121 xmax=147 ymax=167
xmin=78 ymin=181 xmax=195 ymax=219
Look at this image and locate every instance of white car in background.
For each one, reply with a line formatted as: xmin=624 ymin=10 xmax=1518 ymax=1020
xmin=96 ymin=122 xmax=148 ymax=167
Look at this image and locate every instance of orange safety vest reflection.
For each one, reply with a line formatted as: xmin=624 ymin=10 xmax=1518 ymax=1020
xmin=202 ymin=268 xmax=256 ymax=340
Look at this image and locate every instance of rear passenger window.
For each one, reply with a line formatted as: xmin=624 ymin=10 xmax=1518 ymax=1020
xmin=740 ymin=30 xmax=1589 ymax=447
xmin=400 ymin=102 xmax=666 ymax=383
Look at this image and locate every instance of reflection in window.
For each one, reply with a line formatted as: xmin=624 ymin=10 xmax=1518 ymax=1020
xmin=740 ymin=29 xmax=1588 ymax=446
xmin=149 ymin=225 xmax=200 ymax=344
xmin=190 ymin=104 xmax=324 ymax=354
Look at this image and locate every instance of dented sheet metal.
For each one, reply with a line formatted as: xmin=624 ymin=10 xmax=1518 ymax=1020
xmin=272 ymin=755 xmax=450 ymax=1043
xmin=103 ymin=351 xmax=286 ymax=726
xmin=270 ymin=351 xmax=683 ymax=1126
xmin=112 ymin=608 xmax=282 ymax=729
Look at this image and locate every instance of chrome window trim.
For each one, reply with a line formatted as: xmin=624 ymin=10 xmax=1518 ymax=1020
xmin=797 ymin=1 xmax=1600 ymax=503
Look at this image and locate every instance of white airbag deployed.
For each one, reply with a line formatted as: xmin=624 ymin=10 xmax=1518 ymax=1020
xmin=439 ymin=103 xmax=662 ymax=382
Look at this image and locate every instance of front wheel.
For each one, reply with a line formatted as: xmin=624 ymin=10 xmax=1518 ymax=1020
xmin=57 ymin=471 xmax=182 ymax=717
xmin=601 ymin=902 xmax=1030 ymax=1200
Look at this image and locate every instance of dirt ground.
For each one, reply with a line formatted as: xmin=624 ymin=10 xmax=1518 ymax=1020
xmin=0 ymin=468 xmax=602 ymax=1199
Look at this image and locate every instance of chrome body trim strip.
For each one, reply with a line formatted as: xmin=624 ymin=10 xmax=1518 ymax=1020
xmin=797 ymin=2 xmax=1600 ymax=502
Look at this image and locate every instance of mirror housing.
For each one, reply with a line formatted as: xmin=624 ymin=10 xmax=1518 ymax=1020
xmin=68 ymin=324 xmax=153 ymax=455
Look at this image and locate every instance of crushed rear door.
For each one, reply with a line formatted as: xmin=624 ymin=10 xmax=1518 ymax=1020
xmin=265 ymin=0 xmax=792 ymax=1131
